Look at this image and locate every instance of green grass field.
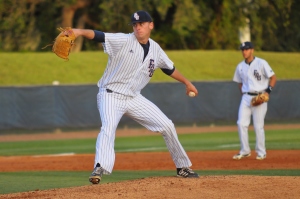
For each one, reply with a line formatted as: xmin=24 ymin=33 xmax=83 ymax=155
xmin=0 ymin=50 xmax=299 ymax=86
xmin=0 ymin=50 xmax=299 ymax=195
xmin=1 ymin=129 xmax=300 ymax=156
xmin=0 ymin=129 xmax=299 ymax=194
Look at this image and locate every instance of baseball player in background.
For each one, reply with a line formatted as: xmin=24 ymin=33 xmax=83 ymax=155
xmin=72 ymin=10 xmax=199 ymax=184
xmin=233 ymin=41 xmax=277 ymax=160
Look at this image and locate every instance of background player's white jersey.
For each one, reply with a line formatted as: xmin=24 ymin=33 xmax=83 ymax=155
xmin=97 ymin=33 xmax=174 ymax=97
xmin=233 ymin=57 xmax=275 ymax=93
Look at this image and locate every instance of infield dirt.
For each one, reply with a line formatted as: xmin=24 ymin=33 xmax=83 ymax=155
xmin=0 ymin=124 xmax=299 ymax=199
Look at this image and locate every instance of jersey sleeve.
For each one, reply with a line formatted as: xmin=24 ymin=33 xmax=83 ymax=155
xmin=156 ymin=49 xmax=174 ymax=70
xmin=233 ymin=65 xmax=242 ymax=83
xmin=92 ymin=30 xmax=105 ymax=42
xmin=102 ymin=33 xmax=129 ymax=57
xmin=262 ymin=60 xmax=275 ymax=78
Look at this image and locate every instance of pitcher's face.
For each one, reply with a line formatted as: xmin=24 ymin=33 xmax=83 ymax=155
xmin=132 ymin=22 xmax=153 ymax=43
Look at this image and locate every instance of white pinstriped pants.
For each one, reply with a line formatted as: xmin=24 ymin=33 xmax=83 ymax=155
xmin=94 ymin=89 xmax=192 ymax=174
xmin=237 ymin=94 xmax=268 ymax=156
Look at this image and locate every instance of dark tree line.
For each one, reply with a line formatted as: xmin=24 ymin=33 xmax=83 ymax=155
xmin=0 ymin=0 xmax=299 ymax=52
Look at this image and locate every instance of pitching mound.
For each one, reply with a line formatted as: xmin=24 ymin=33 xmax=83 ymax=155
xmin=1 ymin=175 xmax=299 ymax=199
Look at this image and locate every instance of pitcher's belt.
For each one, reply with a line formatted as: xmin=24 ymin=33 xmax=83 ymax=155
xmin=243 ymin=92 xmax=262 ymax=96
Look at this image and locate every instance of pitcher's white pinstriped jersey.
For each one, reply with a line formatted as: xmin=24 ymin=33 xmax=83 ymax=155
xmin=233 ymin=57 xmax=275 ymax=92
xmin=85 ymin=10 xmax=199 ymax=183
xmin=94 ymin=32 xmax=192 ymax=174
xmin=98 ymin=33 xmax=173 ymax=96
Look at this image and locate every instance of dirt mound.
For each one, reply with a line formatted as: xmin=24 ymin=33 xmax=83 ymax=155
xmin=1 ymin=176 xmax=299 ymax=199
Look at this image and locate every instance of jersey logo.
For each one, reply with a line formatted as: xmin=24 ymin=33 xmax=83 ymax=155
xmin=253 ymin=70 xmax=261 ymax=81
xmin=148 ymin=59 xmax=155 ymax=77
xmin=129 ymin=49 xmax=134 ymax=53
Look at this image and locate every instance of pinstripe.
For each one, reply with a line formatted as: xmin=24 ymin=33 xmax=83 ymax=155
xmin=93 ymin=30 xmax=192 ymax=174
xmin=126 ymin=94 xmax=191 ymax=167
xmin=95 ymin=89 xmax=127 ymax=173
xmin=95 ymin=90 xmax=192 ymax=173
xmin=98 ymin=33 xmax=173 ymax=96
xmin=87 ymin=12 xmax=199 ymax=183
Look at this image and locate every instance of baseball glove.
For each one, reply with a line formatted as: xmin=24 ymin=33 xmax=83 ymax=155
xmin=251 ymin=93 xmax=269 ymax=106
xmin=42 ymin=27 xmax=76 ymax=60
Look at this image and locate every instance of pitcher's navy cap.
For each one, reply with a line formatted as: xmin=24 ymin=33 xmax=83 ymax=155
xmin=240 ymin=41 xmax=254 ymax=50
xmin=130 ymin=11 xmax=152 ymax=24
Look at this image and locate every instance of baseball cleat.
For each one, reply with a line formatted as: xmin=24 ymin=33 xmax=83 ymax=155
xmin=232 ymin=153 xmax=251 ymax=160
xmin=89 ymin=176 xmax=101 ymax=184
xmin=177 ymin=167 xmax=199 ymax=178
xmin=256 ymin=154 xmax=266 ymax=160
xmin=89 ymin=164 xmax=104 ymax=184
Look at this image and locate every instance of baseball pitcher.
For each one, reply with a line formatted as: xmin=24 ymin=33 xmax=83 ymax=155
xmin=55 ymin=10 xmax=200 ymax=184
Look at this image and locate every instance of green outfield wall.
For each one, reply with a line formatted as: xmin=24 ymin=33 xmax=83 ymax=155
xmin=0 ymin=80 xmax=299 ymax=130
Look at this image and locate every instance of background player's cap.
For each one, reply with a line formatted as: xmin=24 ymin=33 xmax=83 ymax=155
xmin=240 ymin=41 xmax=254 ymax=50
xmin=130 ymin=11 xmax=152 ymax=25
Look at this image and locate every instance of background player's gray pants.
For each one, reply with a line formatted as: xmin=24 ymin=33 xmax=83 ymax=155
xmin=94 ymin=89 xmax=192 ymax=174
xmin=237 ymin=94 xmax=267 ymax=156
